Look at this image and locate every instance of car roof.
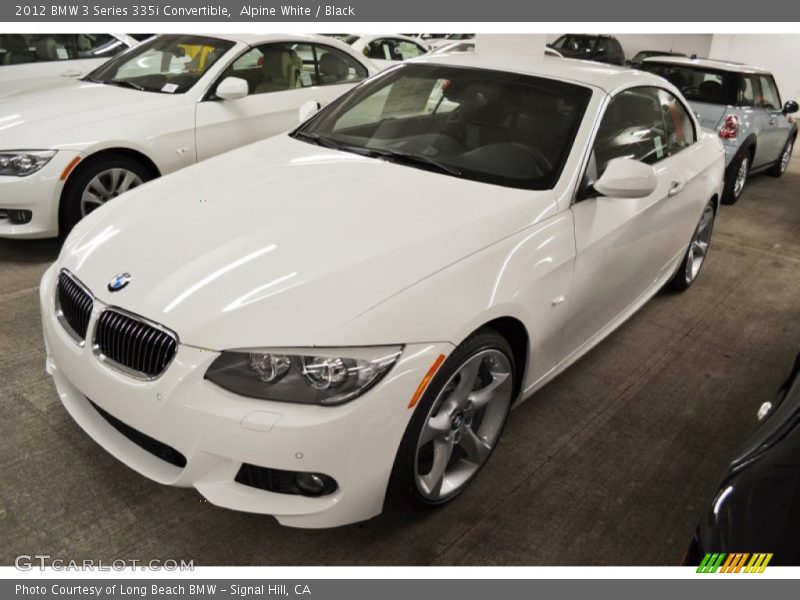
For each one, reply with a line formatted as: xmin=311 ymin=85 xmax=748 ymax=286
xmin=642 ymin=55 xmax=771 ymax=74
xmin=189 ymin=33 xmax=352 ymax=48
xmin=353 ymin=33 xmax=424 ymax=44
xmin=409 ymin=53 xmax=668 ymax=94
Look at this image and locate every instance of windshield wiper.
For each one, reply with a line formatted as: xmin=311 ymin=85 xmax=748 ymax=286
xmin=360 ymin=147 xmax=463 ymax=177
xmin=105 ymin=79 xmax=147 ymax=92
xmin=292 ymin=130 xmax=344 ymax=150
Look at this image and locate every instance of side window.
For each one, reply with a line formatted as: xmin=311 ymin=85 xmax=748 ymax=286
xmin=737 ymin=75 xmax=757 ymax=107
xmin=221 ymin=43 xmax=304 ymax=95
xmin=74 ymin=34 xmax=127 ymax=60
xmin=593 ymin=87 xmax=667 ymax=177
xmin=0 ymin=34 xmax=75 ymax=65
xmin=365 ymin=39 xmax=396 ymax=61
xmin=595 ymin=38 xmax=609 ymax=55
xmin=757 ymin=75 xmax=781 ymax=110
xmin=0 ymin=34 xmax=38 ymax=65
xmin=396 ymin=41 xmax=426 ymax=60
xmin=314 ymin=45 xmax=368 ymax=86
xmin=658 ymin=89 xmax=696 ymax=155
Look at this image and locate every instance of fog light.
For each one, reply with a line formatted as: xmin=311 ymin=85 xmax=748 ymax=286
xmin=8 ymin=210 xmax=32 ymax=225
xmin=295 ymin=472 xmax=337 ymax=496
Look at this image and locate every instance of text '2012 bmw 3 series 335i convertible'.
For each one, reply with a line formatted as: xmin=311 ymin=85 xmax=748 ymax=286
xmin=40 ymin=53 xmax=725 ymax=528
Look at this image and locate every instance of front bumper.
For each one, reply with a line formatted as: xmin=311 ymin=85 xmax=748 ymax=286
xmin=0 ymin=151 xmax=82 ymax=239
xmin=40 ymin=264 xmax=453 ymax=528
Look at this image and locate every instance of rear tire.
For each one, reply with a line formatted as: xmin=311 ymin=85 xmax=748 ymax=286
xmin=721 ymin=149 xmax=751 ymax=205
xmin=59 ymin=153 xmax=153 ymax=238
xmin=667 ymin=200 xmax=716 ymax=292
xmin=769 ymin=135 xmax=794 ymax=177
xmin=387 ymin=327 xmax=516 ymax=510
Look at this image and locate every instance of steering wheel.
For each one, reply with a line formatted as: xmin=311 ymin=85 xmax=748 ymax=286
xmin=517 ymin=144 xmax=554 ymax=175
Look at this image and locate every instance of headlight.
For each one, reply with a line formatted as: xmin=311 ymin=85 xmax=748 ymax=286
xmin=0 ymin=150 xmax=57 ymax=176
xmin=205 ymin=346 xmax=403 ymax=405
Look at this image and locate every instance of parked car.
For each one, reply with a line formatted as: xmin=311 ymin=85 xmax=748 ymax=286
xmin=548 ymin=34 xmax=625 ymax=65
xmin=0 ymin=33 xmax=376 ymax=238
xmin=685 ymin=349 xmax=800 ymax=566
xmin=347 ymin=34 xmax=428 ymax=70
xmin=627 ymin=50 xmax=686 ymax=69
xmin=642 ymin=57 xmax=798 ymax=204
xmin=40 ymin=53 xmax=723 ymax=528
xmin=0 ymin=33 xmax=137 ymax=97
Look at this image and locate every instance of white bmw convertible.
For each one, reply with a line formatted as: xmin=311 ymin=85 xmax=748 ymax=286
xmin=40 ymin=54 xmax=724 ymax=528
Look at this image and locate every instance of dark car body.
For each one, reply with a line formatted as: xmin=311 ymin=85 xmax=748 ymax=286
xmin=548 ymin=34 xmax=625 ymax=66
xmin=685 ymin=350 xmax=800 ymax=566
xmin=628 ymin=50 xmax=686 ymax=68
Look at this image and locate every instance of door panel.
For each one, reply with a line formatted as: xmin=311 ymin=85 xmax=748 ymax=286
xmin=562 ymin=86 xmax=701 ymax=360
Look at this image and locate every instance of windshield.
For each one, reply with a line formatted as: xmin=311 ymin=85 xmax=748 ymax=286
xmin=552 ymin=35 xmax=596 ymax=52
xmin=639 ymin=62 xmax=735 ymax=105
xmin=293 ymin=64 xmax=592 ymax=190
xmin=86 ymin=34 xmax=234 ymax=94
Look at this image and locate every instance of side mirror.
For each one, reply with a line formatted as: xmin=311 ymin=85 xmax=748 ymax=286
xmin=783 ymin=100 xmax=799 ymax=114
xmin=593 ymin=158 xmax=658 ymax=199
xmin=298 ymin=100 xmax=321 ymax=123
xmin=216 ymin=77 xmax=249 ymax=101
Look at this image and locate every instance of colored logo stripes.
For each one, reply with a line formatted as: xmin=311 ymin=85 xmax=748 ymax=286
xmin=697 ymin=553 xmax=773 ymax=573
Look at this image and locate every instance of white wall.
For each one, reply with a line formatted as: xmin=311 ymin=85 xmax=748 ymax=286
xmin=475 ymin=34 xmax=546 ymax=58
xmin=544 ymin=34 xmax=713 ymax=62
xmin=709 ymin=35 xmax=800 ymax=106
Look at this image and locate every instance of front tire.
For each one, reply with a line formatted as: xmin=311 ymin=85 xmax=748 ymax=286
xmin=769 ymin=135 xmax=794 ymax=177
xmin=388 ymin=328 xmax=516 ymax=508
xmin=667 ymin=200 xmax=716 ymax=292
xmin=722 ymin=149 xmax=751 ymax=205
xmin=60 ymin=153 xmax=152 ymax=237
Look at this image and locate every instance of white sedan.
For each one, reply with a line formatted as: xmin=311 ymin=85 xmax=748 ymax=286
xmin=346 ymin=34 xmax=428 ymax=70
xmin=40 ymin=54 xmax=724 ymax=528
xmin=0 ymin=33 xmax=138 ymax=98
xmin=0 ymin=33 xmax=376 ymax=238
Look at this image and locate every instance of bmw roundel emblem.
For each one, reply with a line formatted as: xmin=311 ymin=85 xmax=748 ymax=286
xmin=108 ymin=273 xmax=131 ymax=292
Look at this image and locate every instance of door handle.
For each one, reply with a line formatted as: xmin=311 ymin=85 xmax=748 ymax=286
xmin=668 ymin=181 xmax=685 ymax=197
xmin=60 ymin=69 xmax=82 ymax=78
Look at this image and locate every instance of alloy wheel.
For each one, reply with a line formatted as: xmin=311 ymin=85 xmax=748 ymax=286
xmin=685 ymin=204 xmax=715 ymax=285
xmin=81 ymin=168 xmax=143 ymax=217
xmin=414 ymin=349 xmax=513 ymax=502
xmin=781 ymin=140 xmax=793 ymax=173
xmin=733 ymin=156 xmax=748 ymax=198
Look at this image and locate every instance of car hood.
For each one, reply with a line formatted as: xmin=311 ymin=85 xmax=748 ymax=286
xmin=58 ymin=135 xmax=557 ymax=349
xmin=0 ymin=81 xmax=180 ymax=147
xmin=0 ymin=75 xmax=78 ymax=101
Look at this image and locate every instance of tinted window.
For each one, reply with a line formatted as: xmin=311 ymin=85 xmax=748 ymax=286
xmin=640 ymin=62 xmax=735 ymax=105
xmin=295 ymin=64 xmax=592 ymax=190
xmin=552 ymin=35 xmax=596 ymax=52
xmin=594 ymin=87 xmax=667 ymax=176
xmin=738 ymin=74 xmax=758 ymax=107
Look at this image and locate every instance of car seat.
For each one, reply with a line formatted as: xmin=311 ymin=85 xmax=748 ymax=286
xmin=698 ymin=80 xmax=723 ymax=103
xmin=255 ymin=47 xmax=301 ymax=93
xmin=1 ymin=35 xmax=36 ymax=64
xmin=318 ymin=52 xmax=348 ymax=84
